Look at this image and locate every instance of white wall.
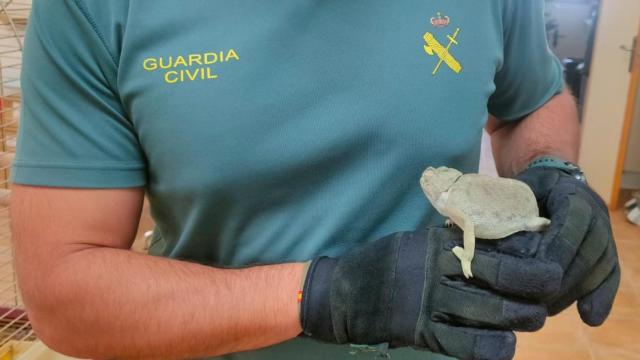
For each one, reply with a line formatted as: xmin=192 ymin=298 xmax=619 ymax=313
xmin=479 ymin=131 xmax=498 ymax=177
xmin=622 ymin=80 xmax=640 ymax=190
xmin=580 ymin=0 xmax=640 ymax=204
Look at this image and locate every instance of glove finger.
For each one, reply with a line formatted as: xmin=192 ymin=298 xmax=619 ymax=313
xmin=553 ymin=215 xmax=612 ymax=297
xmin=425 ymin=322 xmax=516 ymax=360
xmin=548 ymin=239 xmax=618 ymax=315
xmin=573 ymin=214 xmax=612 ymax=273
xmin=578 ymin=238 xmax=619 ymax=295
xmin=541 ymin=194 xmax=593 ymax=270
xmin=578 ymin=263 xmax=621 ymax=326
xmin=439 ymin=249 xmax=562 ymax=300
xmin=433 ymin=280 xmax=547 ymax=331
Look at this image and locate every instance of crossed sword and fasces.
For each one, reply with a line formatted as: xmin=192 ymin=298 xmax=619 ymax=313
xmin=423 ymin=28 xmax=462 ymax=75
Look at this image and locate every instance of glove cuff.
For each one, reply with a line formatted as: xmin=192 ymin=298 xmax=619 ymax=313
xmin=300 ymin=256 xmax=339 ymax=342
xmin=389 ymin=231 xmax=430 ymax=347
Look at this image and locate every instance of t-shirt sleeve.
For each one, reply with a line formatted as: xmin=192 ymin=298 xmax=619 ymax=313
xmin=488 ymin=0 xmax=565 ymax=121
xmin=12 ymin=0 xmax=146 ymax=188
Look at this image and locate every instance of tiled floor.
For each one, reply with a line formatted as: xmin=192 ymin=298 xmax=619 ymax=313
xmin=516 ymin=210 xmax=640 ymax=360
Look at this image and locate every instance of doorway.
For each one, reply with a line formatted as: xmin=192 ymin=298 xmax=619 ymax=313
xmin=544 ymin=0 xmax=601 ymax=117
xmin=578 ymin=0 xmax=640 ymax=209
xmin=612 ymin=23 xmax=640 ymax=215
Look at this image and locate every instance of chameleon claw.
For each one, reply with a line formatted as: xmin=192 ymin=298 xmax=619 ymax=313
xmin=452 ymin=246 xmax=473 ymax=278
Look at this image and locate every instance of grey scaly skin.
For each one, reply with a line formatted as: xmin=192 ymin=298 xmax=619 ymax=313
xmin=420 ymin=167 xmax=550 ymax=278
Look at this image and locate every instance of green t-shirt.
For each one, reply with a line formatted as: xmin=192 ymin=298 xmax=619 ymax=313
xmin=14 ymin=0 xmax=563 ymax=359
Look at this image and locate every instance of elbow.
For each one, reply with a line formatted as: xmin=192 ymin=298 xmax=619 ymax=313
xmin=24 ymin=293 xmax=102 ymax=359
xmin=19 ymin=275 xmax=111 ymax=359
xmin=28 ymin=313 xmax=83 ymax=359
xmin=14 ymin=246 xmax=115 ymax=358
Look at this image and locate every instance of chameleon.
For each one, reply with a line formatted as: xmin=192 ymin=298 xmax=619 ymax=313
xmin=420 ymin=166 xmax=551 ymax=278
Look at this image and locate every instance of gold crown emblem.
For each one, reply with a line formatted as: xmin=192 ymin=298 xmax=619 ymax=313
xmin=430 ymin=12 xmax=450 ymax=28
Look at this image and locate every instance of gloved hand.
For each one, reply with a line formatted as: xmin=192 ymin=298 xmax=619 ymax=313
xmin=516 ymin=166 xmax=620 ymax=326
xmin=300 ymin=229 xmax=563 ymax=360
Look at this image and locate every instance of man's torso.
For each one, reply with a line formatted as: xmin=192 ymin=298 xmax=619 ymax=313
xmin=86 ymin=1 xmax=505 ymax=358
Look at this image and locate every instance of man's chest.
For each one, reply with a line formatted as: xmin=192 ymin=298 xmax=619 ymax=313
xmin=115 ymin=0 xmax=504 ymax=187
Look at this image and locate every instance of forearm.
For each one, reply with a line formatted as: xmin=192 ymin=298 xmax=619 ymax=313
xmin=20 ymin=247 xmax=305 ymax=360
xmin=487 ymin=89 xmax=580 ymax=177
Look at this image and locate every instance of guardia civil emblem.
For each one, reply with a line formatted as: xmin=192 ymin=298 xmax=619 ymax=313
xmin=423 ymin=11 xmax=462 ymax=76
xmin=423 ymin=28 xmax=462 ymax=76
xmin=423 ymin=19 xmax=462 ymax=76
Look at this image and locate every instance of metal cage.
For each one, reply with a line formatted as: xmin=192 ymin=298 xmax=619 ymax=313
xmin=0 ymin=0 xmax=33 ymax=357
xmin=0 ymin=2 xmax=70 ymax=359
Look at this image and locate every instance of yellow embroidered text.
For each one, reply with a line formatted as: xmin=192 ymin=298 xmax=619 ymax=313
xmin=143 ymin=49 xmax=240 ymax=84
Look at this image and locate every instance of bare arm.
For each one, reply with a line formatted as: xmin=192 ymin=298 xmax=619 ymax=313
xmin=11 ymin=185 xmax=305 ymax=360
xmin=486 ymin=88 xmax=580 ymax=177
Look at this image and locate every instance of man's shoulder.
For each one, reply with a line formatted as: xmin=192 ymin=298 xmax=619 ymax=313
xmin=51 ymin=0 xmax=131 ymax=65
xmin=32 ymin=0 xmax=129 ymax=19
xmin=71 ymin=0 xmax=130 ymax=15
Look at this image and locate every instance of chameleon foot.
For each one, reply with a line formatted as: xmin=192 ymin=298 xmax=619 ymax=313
xmin=452 ymin=246 xmax=474 ymax=279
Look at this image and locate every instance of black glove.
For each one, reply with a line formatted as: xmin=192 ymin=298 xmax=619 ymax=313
xmin=516 ymin=166 xmax=620 ymax=326
xmin=300 ymin=229 xmax=563 ymax=360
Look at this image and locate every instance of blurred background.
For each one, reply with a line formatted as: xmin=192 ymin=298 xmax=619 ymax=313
xmin=488 ymin=1 xmax=640 ymax=359
xmin=0 ymin=0 xmax=637 ymax=359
